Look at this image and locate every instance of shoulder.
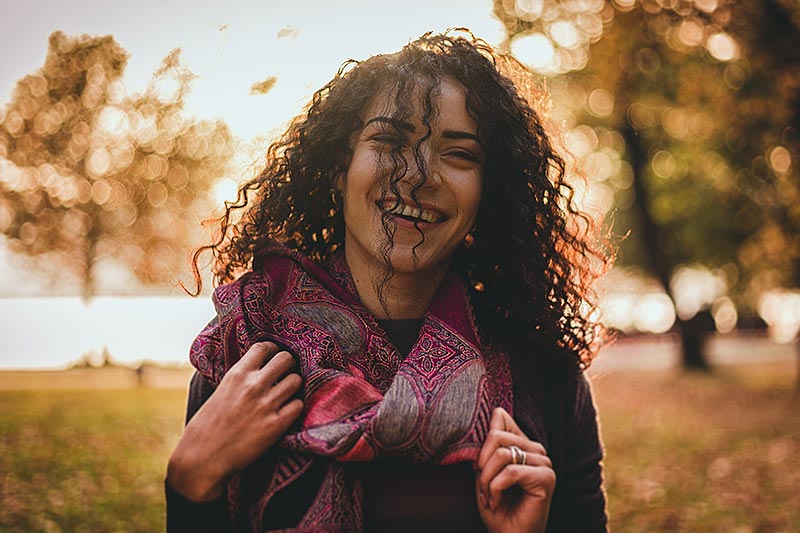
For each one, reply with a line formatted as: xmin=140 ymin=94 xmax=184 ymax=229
xmin=512 ymin=356 xmax=598 ymax=444
xmin=188 ymin=268 xmax=276 ymax=385
xmin=188 ymin=252 xmax=317 ymax=384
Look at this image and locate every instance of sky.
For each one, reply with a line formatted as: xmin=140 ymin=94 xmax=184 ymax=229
xmin=1 ymin=0 xmax=505 ymax=144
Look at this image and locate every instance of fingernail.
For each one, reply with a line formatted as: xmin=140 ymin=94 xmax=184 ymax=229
xmin=480 ymin=491 xmax=487 ymax=508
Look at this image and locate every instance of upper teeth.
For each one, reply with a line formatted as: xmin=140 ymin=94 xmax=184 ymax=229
xmin=388 ymin=203 xmax=441 ymax=223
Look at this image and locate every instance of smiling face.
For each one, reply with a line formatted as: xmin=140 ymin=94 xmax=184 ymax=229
xmin=339 ymin=77 xmax=483 ymax=281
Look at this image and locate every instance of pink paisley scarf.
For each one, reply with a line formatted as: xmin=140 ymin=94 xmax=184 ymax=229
xmin=190 ymin=248 xmax=513 ymax=532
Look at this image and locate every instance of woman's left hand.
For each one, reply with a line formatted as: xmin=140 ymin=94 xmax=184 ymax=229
xmin=476 ymin=407 xmax=556 ymax=533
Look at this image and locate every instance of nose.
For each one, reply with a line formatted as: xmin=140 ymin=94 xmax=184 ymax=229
xmin=399 ymin=145 xmax=439 ymax=188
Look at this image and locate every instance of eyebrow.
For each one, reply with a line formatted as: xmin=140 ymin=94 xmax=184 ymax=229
xmin=365 ymin=116 xmax=480 ymax=144
xmin=442 ymin=130 xmax=480 ymax=143
xmin=365 ymin=116 xmax=415 ymax=132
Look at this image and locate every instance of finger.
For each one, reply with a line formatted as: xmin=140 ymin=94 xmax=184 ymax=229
xmin=252 ymin=397 xmax=304 ymax=449
xmin=487 ymin=465 xmax=555 ymax=510
xmin=478 ymin=443 xmax=551 ymax=501
xmin=480 ymin=447 xmax=552 ymax=489
xmin=237 ymin=341 xmax=281 ymax=371
xmin=269 ymin=372 xmax=303 ymax=406
xmin=277 ymin=398 xmax=305 ymax=428
xmin=478 ymin=428 xmax=547 ymax=470
xmin=259 ymin=350 xmax=297 ymax=383
xmin=489 ymin=407 xmax=523 ymax=436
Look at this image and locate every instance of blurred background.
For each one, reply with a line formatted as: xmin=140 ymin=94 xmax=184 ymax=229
xmin=0 ymin=0 xmax=798 ymax=531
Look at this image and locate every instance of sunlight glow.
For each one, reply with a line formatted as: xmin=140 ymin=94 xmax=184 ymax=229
xmin=711 ymin=297 xmax=737 ymax=334
xmin=768 ymin=146 xmax=791 ymax=174
xmin=633 ymin=293 xmax=676 ymax=334
xmin=758 ymin=291 xmax=800 ymax=343
xmin=213 ymin=177 xmax=239 ymax=206
xmin=510 ymin=32 xmax=556 ymax=72
xmin=550 ymin=20 xmax=580 ymax=48
xmin=671 ymin=266 xmax=726 ymax=320
xmin=706 ymin=32 xmax=738 ymax=62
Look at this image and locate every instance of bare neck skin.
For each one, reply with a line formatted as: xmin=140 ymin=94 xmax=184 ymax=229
xmin=344 ymin=246 xmax=448 ymax=320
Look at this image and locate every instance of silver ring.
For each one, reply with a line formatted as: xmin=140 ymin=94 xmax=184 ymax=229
xmin=509 ymin=445 xmax=526 ymax=466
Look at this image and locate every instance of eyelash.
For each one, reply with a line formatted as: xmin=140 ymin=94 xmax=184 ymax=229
xmin=447 ymin=149 xmax=478 ymax=162
xmin=370 ymin=132 xmax=404 ymax=145
xmin=370 ymin=133 xmax=479 ymax=163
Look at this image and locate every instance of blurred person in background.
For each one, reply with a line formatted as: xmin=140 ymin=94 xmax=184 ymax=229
xmin=166 ymin=31 xmax=610 ymax=533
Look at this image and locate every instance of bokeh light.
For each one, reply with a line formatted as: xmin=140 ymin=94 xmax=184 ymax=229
xmin=706 ymin=32 xmax=738 ymax=62
xmin=758 ymin=290 xmax=800 ymax=343
xmin=633 ymin=293 xmax=677 ymax=334
xmin=510 ymin=32 xmax=556 ymax=71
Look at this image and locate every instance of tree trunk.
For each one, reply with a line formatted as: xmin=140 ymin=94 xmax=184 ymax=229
xmin=80 ymin=225 xmax=98 ymax=303
xmin=680 ymin=311 xmax=715 ymax=370
xmin=621 ymin=121 xmax=711 ymax=371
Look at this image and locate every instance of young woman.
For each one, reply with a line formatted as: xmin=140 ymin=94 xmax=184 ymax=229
xmin=166 ymin=31 xmax=610 ymax=533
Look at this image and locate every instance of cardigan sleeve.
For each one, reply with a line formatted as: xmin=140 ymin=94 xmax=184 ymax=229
xmin=165 ymin=373 xmax=233 ymax=533
xmin=559 ymin=373 xmax=608 ymax=532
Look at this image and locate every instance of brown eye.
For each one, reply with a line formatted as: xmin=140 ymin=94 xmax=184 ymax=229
xmin=447 ymin=149 xmax=479 ymax=163
xmin=371 ymin=133 xmax=402 ymax=144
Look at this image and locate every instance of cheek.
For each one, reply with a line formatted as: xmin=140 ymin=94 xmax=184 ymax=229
xmin=459 ymin=175 xmax=483 ymax=225
xmin=342 ymin=150 xmax=382 ymax=199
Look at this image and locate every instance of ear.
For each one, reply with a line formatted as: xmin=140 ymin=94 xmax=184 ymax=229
xmin=333 ymin=172 xmax=345 ymax=194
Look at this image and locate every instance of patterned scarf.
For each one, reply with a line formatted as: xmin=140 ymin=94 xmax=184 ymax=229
xmin=190 ymin=248 xmax=513 ymax=532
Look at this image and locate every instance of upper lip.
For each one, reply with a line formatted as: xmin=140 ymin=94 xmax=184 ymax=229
xmin=376 ymin=198 xmax=448 ymax=223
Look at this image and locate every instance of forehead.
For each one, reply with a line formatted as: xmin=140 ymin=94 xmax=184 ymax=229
xmin=362 ymin=77 xmax=477 ymax=133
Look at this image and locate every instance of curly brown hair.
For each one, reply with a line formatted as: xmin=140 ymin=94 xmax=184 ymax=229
xmin=190 ymin=31 xmax=612 ymax=374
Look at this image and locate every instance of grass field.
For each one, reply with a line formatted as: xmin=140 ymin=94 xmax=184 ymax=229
xmin=1 ymin=362 xmax=798 ymax=532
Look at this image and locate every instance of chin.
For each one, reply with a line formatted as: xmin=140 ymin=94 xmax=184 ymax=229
xmin=384 ymin=245 xmax=449 ymax=277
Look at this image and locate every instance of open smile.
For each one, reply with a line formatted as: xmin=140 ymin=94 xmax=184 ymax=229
xmin=376 ymin=200 xmax=448 ymax=224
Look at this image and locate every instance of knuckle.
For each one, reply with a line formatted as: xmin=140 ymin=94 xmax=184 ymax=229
xmin=281 ymin=351 xmax=298 ymax=366
xmin=269 ymin=350 xmax=292 ymax=368
xmin=276 ymin=351 xmax=293 ymax=366
xmin=286 ymin=373 xmax=303 ymax=389
xmin=544 ymin=468 xmax=557 ymax=487
xmin=289 ymin=401 xmax=305 ymax=418
xmin=242 ymin=376 xmax=261 ymax=395
xmin=225 ymin=366 xmax=245 ymax=382
xmin=255 ymin=340 xmax=278 ymax=352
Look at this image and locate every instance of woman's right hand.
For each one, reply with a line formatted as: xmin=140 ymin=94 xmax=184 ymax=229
xmin=167 ymin=341 xmax=304 ymax=502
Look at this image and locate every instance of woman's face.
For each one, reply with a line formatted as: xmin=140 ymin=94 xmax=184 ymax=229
xmin=339 ymin=77 xmax=483 ymax=278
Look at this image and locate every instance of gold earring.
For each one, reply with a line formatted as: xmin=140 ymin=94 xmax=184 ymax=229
xmin=463 ymin=230 xmax=475 ymax=249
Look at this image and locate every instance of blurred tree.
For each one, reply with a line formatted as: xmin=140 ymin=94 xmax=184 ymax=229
xmin=493 ymin=0 xmax=799 ymax=369
xmin=0 ymin=32 xmax=233 ymax=299
xmin=726 ymin=0 xmax=800 ymax=295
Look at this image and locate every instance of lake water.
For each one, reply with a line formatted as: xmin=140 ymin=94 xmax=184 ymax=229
xmin=0 ymin=297 xmax=216 ymax=369
xmin=3 ymin=294 xmax=795 ymax=371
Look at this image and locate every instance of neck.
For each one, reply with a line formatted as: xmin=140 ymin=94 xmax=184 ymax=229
xmin=344 ymin=247 xmax=448 ymax=320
